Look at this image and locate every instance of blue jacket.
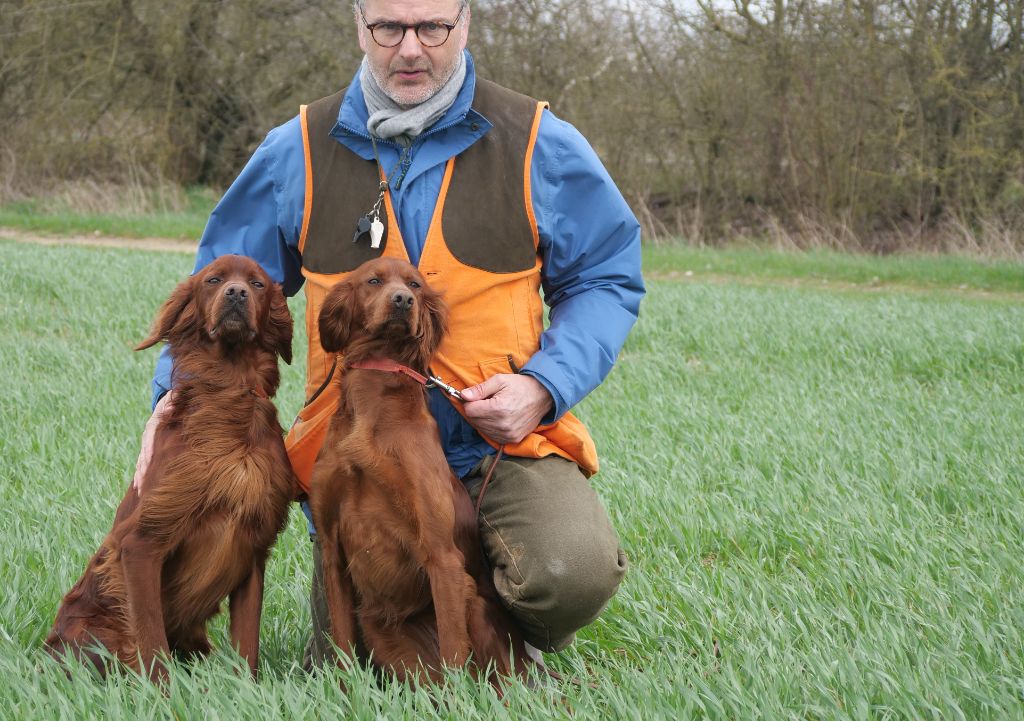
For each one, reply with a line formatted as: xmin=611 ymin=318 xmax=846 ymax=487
xmin=153 ymin=51 xmax=644 ymax=479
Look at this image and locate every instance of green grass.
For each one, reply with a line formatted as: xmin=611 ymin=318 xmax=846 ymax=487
xmin=644 ymin=245 xmax=1024 ymax=295
xmin=0 ymin=187 xmax=216 ymax=240
xmin=2 ymin=239 xmax=1023 ymax=719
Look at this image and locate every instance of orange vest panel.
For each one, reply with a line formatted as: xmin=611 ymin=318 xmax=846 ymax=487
xmin=285 ymin=86 xmax=598 ymax=493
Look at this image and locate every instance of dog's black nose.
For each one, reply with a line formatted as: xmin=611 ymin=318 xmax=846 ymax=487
xmin=391 ymin=290 xmax=413 ymax=311
xmin=225 ymin=284 xmax=248 ymax=303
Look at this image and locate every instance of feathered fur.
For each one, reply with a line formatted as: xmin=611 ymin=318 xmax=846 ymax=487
xmin=46 ymin=255 xmax=296 ymax=681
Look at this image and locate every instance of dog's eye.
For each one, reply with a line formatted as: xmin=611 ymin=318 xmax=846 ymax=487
xmin=250 ymin=280 xmax=265 ymax=289
xmin=206 ymin=277 xmax=221 ymax=285
xmin=408 ymin=281 xmax=421 ymax=289
xmin=368 ymin=278 xmax=382 ymax=285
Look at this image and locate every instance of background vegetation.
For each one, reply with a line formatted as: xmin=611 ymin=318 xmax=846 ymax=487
xmin=2 ymin=240 xmax=1022 ymax=719
xmin=3 ymin=0 xmax=1023 ymax=252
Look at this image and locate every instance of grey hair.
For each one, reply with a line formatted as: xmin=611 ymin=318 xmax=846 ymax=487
xmin=353 ymin=0 xmax=469 ymax=11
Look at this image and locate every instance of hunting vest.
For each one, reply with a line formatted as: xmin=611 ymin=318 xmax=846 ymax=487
xmin=284 ymin=79 xmax=598 ymax=493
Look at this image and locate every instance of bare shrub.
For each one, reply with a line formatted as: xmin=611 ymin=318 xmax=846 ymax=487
xmin=2 ymin=0 xmax=1022 ymax=254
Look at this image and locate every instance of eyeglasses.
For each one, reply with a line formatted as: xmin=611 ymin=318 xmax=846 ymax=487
xmin=361 ymin=3 xmax=466 ymax=48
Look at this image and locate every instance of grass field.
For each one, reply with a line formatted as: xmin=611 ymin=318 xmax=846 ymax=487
xmin=1 ymin=238 xmax=1023 ymax=720
xmin=0 ymin=188 xmax=217 ymax=241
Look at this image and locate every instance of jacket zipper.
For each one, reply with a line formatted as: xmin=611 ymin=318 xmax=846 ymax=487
xmin=338 ymin=113 xmax=481 ymax=192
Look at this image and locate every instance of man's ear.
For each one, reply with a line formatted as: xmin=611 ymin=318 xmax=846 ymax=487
xmin=356 ymin=5 xmax=369 ymax=53
xmin=263 ymin=283 xmax=294 ymax=365
xmin=457 ymin=3 xmax=470 ymax=50
xmin=318 ymin=280 xmax=354 ymax=353
xmin=136 ymin=276 xmax=198 ymax=351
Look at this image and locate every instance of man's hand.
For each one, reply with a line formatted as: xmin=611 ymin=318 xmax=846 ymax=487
xmin=132 ymin=391 xmax=175 ymax=495
xmin=460 ymin=374 xmax=553 ymax=445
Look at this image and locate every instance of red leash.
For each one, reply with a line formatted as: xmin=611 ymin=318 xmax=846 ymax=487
xmin=348 ymin=358 xmax=505 ymax=515
xmin=348 ymin=358 xmax=432 ymax=386
xmin=474 ymin=444 xmax=505 ymax=516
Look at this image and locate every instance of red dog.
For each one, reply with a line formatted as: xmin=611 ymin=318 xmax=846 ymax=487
xmin=309 ymin=257 xmax=531 ymax=687
xmin=46 ymin=255 xmax=295 ymax=681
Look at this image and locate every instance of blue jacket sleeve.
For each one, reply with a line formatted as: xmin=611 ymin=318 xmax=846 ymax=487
xmin=521 ymin=109 xmax=645 ymax=423
xmin=150 ymin=117 xmax=307 ymax=408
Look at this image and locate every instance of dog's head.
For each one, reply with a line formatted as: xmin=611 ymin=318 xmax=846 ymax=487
xmin=136 ymin=255 xmax=293 ymax=364
xmin=318 ymin=257 xmax=447 ymax=368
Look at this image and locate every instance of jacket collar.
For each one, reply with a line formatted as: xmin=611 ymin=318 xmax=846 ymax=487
xmin=330 ymin=50 xmax=490 ymax=160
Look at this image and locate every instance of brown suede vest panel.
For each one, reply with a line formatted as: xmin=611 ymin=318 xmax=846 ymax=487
xmin=440 ymin=79 xmax=539 ymax=273
xmin=301 ymin=78 xmax=539 ymax=275
xmin=302 ymin=88 xmax=390 ymax=275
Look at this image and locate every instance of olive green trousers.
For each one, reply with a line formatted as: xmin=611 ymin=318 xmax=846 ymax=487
xmin=303 ymin=454 xmax=627 ymax=668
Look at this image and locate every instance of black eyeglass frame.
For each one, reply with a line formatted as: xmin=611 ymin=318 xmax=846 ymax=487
xmin=360 ymin=3 xmax=466 ymax=48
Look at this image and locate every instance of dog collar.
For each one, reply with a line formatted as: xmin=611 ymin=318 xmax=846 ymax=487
xmin=348 ymin=358 xmax=464 ymax=401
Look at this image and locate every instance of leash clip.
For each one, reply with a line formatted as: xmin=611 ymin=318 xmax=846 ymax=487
xmin=426 ymin=374 xmax=464 ymax=402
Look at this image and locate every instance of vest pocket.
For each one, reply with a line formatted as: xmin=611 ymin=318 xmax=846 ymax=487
xmin=478 ymin=354 xmax=516 ymax=379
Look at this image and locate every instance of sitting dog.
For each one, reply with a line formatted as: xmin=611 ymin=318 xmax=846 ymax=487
xmin=309 ymin=257 xmax=531 ymax=687
xmin=46 ymin=255 xmax=296 ymax=681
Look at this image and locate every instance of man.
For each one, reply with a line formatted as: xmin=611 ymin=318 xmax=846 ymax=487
xmin=138 ymin=0 xmax=644 ymax=668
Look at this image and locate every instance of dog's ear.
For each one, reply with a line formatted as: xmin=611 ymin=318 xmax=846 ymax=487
xmin=263 ymin=283 xmax=293 ymax=365
xmin=318 ymin=280 xmax=354 ymax=353
xmin=136 ymin=275 xmax=199 ymax=351
xmin=417 ymin=284 xmax=449 ymax=360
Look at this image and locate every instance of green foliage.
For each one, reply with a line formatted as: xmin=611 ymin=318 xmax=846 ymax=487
xmin=2 ymin=241 xmax=1023 ymax=719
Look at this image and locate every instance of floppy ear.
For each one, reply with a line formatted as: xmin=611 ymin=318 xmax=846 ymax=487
xmin=262 ymin=283 xmax=293 ymax=365
xmin=136 ymin=275 xmax=199 ymax=351
xmin=417 ymin=285 xmax=449 ymax=360
xmin=318 ymin=280 xmax=354 ymax=353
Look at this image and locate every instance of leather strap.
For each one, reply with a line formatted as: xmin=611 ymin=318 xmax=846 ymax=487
xmin=348 ymin=358 xmax=430 ymax=386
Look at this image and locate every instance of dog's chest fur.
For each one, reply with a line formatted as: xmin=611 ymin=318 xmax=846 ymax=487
xmin=325 ymin=380 xmax=454 ymax=617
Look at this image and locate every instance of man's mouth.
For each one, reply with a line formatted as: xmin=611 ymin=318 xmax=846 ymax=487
xmin=393 ymin=68 xmax=427 ymax=82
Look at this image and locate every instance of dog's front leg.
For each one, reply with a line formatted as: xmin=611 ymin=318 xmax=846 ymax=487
xmin=120 ymin=530 xmax=170 ymax=683
xmin=425 ymin=551 xmax=473 ymax=667
xmin=229 ymin=558 xmax=265 ymax=678
xmin=319 ymin=527 xmax=360 ymax=666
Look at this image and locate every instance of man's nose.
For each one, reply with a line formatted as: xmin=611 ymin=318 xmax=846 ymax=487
xmin=396 ymin=28 xmax=425 ymax=60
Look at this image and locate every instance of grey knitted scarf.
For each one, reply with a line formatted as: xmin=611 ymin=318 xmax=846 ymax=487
xmin=360 ymin=52 xmax=467 ymax=145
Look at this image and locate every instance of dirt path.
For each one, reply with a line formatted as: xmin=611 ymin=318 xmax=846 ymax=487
xmin=4 ymin=226 xmax=1021 ymax=302
xmin=0 ymin=227 xmax=196 ymax=253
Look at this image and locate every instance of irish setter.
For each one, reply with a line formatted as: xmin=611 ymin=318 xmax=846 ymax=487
xmin=309 ymin=257 xmax=531 ymax=687
xmin=46 ymin=255 xmax=296 ymax=682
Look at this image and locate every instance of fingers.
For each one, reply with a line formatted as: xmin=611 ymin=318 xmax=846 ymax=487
xmin=131 ymin=449 xmax=149 ymax=495
xmin=133 ymin=392 xmax=175 ymax=495
xmin=132 ymin=420 xmax=158 ymax=494
xmin=461 ymin=374 xmax=552 ymax=445
xmin=459 ymin=375 xmax=504 ymax=403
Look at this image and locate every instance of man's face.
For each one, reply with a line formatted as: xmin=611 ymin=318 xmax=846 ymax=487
xmin=358 ymin=0 xmax=469 ymax=106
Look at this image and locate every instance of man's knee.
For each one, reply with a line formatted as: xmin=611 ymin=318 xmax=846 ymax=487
xmin=504 ymin=538 xmax=628 ymax=652
xmin=468 ymin=454 xmax=628 ymax=652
